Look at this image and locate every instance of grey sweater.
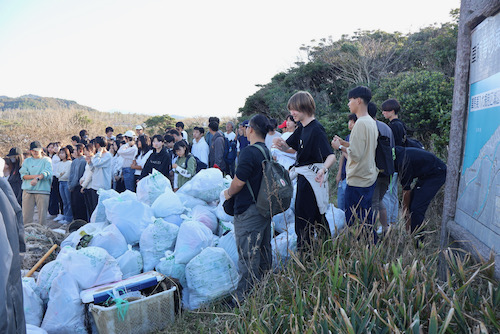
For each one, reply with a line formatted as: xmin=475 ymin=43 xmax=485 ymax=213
xmin=69 ymin=156 xmax=87 ymax=191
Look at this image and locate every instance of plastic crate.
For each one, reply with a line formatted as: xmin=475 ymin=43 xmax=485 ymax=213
xmin=90 ymin=286 xmax=176 ymax=334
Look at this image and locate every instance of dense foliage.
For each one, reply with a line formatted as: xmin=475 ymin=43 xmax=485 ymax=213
xmin=239 ymin=11 xmax=459 ymax=159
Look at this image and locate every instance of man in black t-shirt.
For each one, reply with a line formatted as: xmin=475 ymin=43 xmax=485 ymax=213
xmin=275 ymin=91 xmax=336 ymax=252
xmin=224 ymin=114 xmax=272 ymax=303
xmin=381 ymin=99 xmax=407 ymax=147
xmin=395 ymin=146 xmax=446 ymax=233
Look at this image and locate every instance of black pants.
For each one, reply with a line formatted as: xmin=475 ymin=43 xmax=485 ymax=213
xmin=294 ymin=174 xmax=331 ymax=251
xmin=409 ymin=168 xmax=447 ymax=232
xmin=83 ymin=188 xmax=98 ymax=221
xmin=70 ymin=185 xmax=88 ymax=222
xmin=48 ymin=177 xmax=63 ymax=215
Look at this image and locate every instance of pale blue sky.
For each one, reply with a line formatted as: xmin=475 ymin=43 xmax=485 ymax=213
xmin=0 ymin=0 xmax=460 ymax=118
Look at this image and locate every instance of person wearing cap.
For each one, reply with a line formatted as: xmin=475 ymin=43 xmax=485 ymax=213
xmin=117 ymin=130 xmax=138 ymax=192
xmin=5 ymin=147 xmax=24 ymax=205
xmin=279 ymin=114 xmax=297 ymax=141
xmin=272 ymin=115 xmax=297 ymax=170
xmin=19 ymin=141 xmax=53 ymax=226
xmin=135 ymin=125 xmax=144 ymax=137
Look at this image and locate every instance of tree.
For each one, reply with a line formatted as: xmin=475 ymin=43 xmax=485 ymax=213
xmin=144 ymin=114 xmax=176 ymax=135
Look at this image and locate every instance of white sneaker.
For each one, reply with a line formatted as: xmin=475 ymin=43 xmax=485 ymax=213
xmin=54 ymin=214 xmax=64 ymax=221
xmin=59 ymin=219 xmax=69 ymax=225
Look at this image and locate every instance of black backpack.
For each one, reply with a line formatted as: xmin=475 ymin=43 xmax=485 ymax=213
xmin=375 ymin=131 xmax=395 ymax=177
xmin=246 ymin=144 xmax=293 ymax=218
xmin=187 ymin=154 xmax=207 ymax=174
xmin=404 ymin=137 xmax=425 ymax=150
xmin=223 ymin=136 xmax=237 ymax=165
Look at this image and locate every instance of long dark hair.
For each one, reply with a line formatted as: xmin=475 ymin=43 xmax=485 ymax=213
xmin=136 ymin=135 xmax=151 ymax=158
xmin=6 ymin=155 xmax=23 ymax=175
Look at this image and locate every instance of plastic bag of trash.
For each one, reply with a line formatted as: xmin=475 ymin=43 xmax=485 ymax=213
xmin=162 ymin=214 xmax=183 ymax=227
xmin=218 ymin=221 xmax=234 ymax=236
xmin=60 ymin=222 xmax=107 ymax=249
xmin=89 ymin=223 xmax=128 ymax=258
xmin=41 ymin=272 xmax=86 ymax=334
xmin=272 ymin=228 xmax=297 ymax=270
xmin=272 ymin=207 xmax=295 ymax=234
xmin=151 ymin=188 xmax=184 ymax=218
xmin=22 ymin=277 xmax=44 ymax=327
xmin=184 ymin=247 xmax=239 ymax=310
xmin=103 ymin=195 xmax=153 ymax=245
xmin=215 ymin=189 xmax=234 ymax=222
xmin=174 ymin=221 xmax=213 ymax=264
xmin=325 ymin=204 xmax=346 ymax=236
xmin=93 ymin=188 xmax=119 ymax=223
xmin=117 ymin=245 xmax=143 ymax=279
xmin=177 ymin=168 xmax=225 ymax=203
xmin=140 ymin=218 xmax=179 ymax=271
xmin=57 ymin=246 xmax=122 ymax=290
xmin=155 ymin=251 xmax=187 ymax=287
xmin=185 ymin=205 xmax=218 ymax=234
xmin=216 ymin=231 xmax=238 ymax=271
xmin=37 ymin=260 xmax=65 ymax=303
xmin=26 ymin=324 xmax=48 ymax=334
xmin=177 ymin=193 xmax=207 ymax=209
xmin=136 ymin=169 xmax=172 ymax=206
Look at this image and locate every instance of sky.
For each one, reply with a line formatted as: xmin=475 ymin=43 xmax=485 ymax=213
xmin=0 ymin=0 xmax=460 ymax=118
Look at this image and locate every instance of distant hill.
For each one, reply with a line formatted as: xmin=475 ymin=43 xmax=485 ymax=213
xmin=0 ymin=95 xmax=96 ymax=111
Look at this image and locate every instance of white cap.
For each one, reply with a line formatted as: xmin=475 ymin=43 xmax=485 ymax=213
xmin=135 ymin=125 xmax=143 ymax=130
xmin=124 ymin=130 xmax=135 ymax=138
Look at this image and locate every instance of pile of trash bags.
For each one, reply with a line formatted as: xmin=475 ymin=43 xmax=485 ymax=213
xmin=23 ymin=168 xmax=346 ymax=333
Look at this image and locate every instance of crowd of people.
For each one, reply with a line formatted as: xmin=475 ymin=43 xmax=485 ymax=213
xmin=1 ymin=88 xmax=447 ymax=308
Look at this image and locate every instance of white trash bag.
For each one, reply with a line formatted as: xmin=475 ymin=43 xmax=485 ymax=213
xmin=155 ymin=251 xmax=187 ymax=287
xmin=272 ymin=207 xmax=295 ymax=234
xmin=92 ymin=188 xmax=119 ymax=223
xmin=36 ymin=260 xmax=65 ymax=304
xmin=215 ymin=189 xmax=234 ymax=223
xmin=177 ymin=168 xmax=225 ymax=203
xmin=60 ymin=222 xmax=107 ymax=249
xmin=57 ymin=246 xmax=122 ymax=290
xmin=41 ymin=272 xmax=86 ymax=334
xmin=140 ymin=218 xmax=179 ymax=271
xmin=136 ymin=169 xmax=172 ymax=206
xmin=26 ymin=324 xmax=48 ymax=334
xmin=184 ymin=205 xmax=218 ymax=234
xmin=174 ymin=220 xmax=213 ymax=264
xmin=117 ymin=245 xmax=143 ymax=279
xmin=218 ymin=221 xmax=234 ymax=236
xmin=89 ymin=223 xmax=128 ymax=258
xmin=103 ymin=195 xmax=153 ymax=245
xmin=216 ymin=231 xmax=239 ymax=271
xmin=177 ymin=193 xmax=207 ymax=209
xmin=151 ymin=188 xmax=184 ymax=218
xmin=184 ymin=247 xmax=239 ymax=310
xmin=22 ymin=277 xmax=44 ymax=327
xmin=325 ymin=203 xmax=346 ymax=236
xmin=271 ymin=228 xmax=297 ymax=270
xmin=162 ymin=214 xmax=183 ymax=227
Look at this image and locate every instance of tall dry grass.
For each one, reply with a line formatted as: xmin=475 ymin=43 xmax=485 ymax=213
xmin=0 ymin=108 xmax=148 ymax=154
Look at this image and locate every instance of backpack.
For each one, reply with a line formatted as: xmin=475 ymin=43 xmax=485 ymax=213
xmin=246 ymin=144 xmax=293 ymax=218
xmin=375 ymin=131 xmax=395 ymax=177
xmin=188 ymin=154 xmax=207 ymax=174
xmin=223 ymin=136 xmax=237 ymax=165
xmin=404 ymin=137 xmax=425 ymax=150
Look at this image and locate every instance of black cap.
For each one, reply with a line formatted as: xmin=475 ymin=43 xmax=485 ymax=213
xmin=29 ymin=141 xmax=43 ymax=151
xmin=6 ymin=147 xmax=22 ymax=156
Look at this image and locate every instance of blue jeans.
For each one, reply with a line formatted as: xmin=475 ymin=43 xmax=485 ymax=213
xmin=337 ymin=179 xmax=347 ymax=211
xmin=58 ymin=181 xmax=73 ymax=222
xmin=382 ymin=172 xmax=399 ymax=224
xmin=345 ymin=182 xmax=377 ymax=243
xmin=122 ymin=167 xmax=135 ymax=192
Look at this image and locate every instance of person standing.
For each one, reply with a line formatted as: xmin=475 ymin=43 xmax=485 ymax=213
xmin=69 ymin=144 xmax=87 ymax=222
xmin=274 ymin=91 xmax=336 ymax=251
xmin=48 ymin=142 xmax=63 ymax=220
xmin=118 ymin=131 xmax=138 ymax=192
xmin=140 ymin=135 xmax=172 ymax=180
xmin=172 ymin=140 xmax=197 ymax=190
xmin=191 ymin=126 xmax=209 ymax=166
xmin=208 ymin=121 xmax=226 ymax=172
xmin=19 ymin=141 xmax=53 ymax=226
xmin=87 ymin=136 xmax=112 ymax=214
xmin=224 ymin=114 xmax=272 ymax=303
xmin=224 ymin=121 xmax=237 ymax=177
xmin=205 ymin=116 xmax=220 ymax=147
xmin=80 ymin=143 xmax=95 ymax=221
xmin=5 ymin=147 xmax=23 ymax=205
xmin=264 ymin=118 xmax=282 ymax=150
xmin=56 ymin=147 xmax=73 ymax=224
xmin=335 ymin=113 xmax=357 ymax=211
xmin=176 ymin=121 xmax=189 ymax=142
xmin=368 ymin=102 xmax=395 ymax=234
xmin=131 ymin=135 xmax=152 ymax=185
xmin=331 ymin=86 xmax=378 ymax=240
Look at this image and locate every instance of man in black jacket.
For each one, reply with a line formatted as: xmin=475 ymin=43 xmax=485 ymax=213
xmin=140 ymin=135 xmax=172 ymax=182
xmin=208 ymin=121 xmax=226 ymax=172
